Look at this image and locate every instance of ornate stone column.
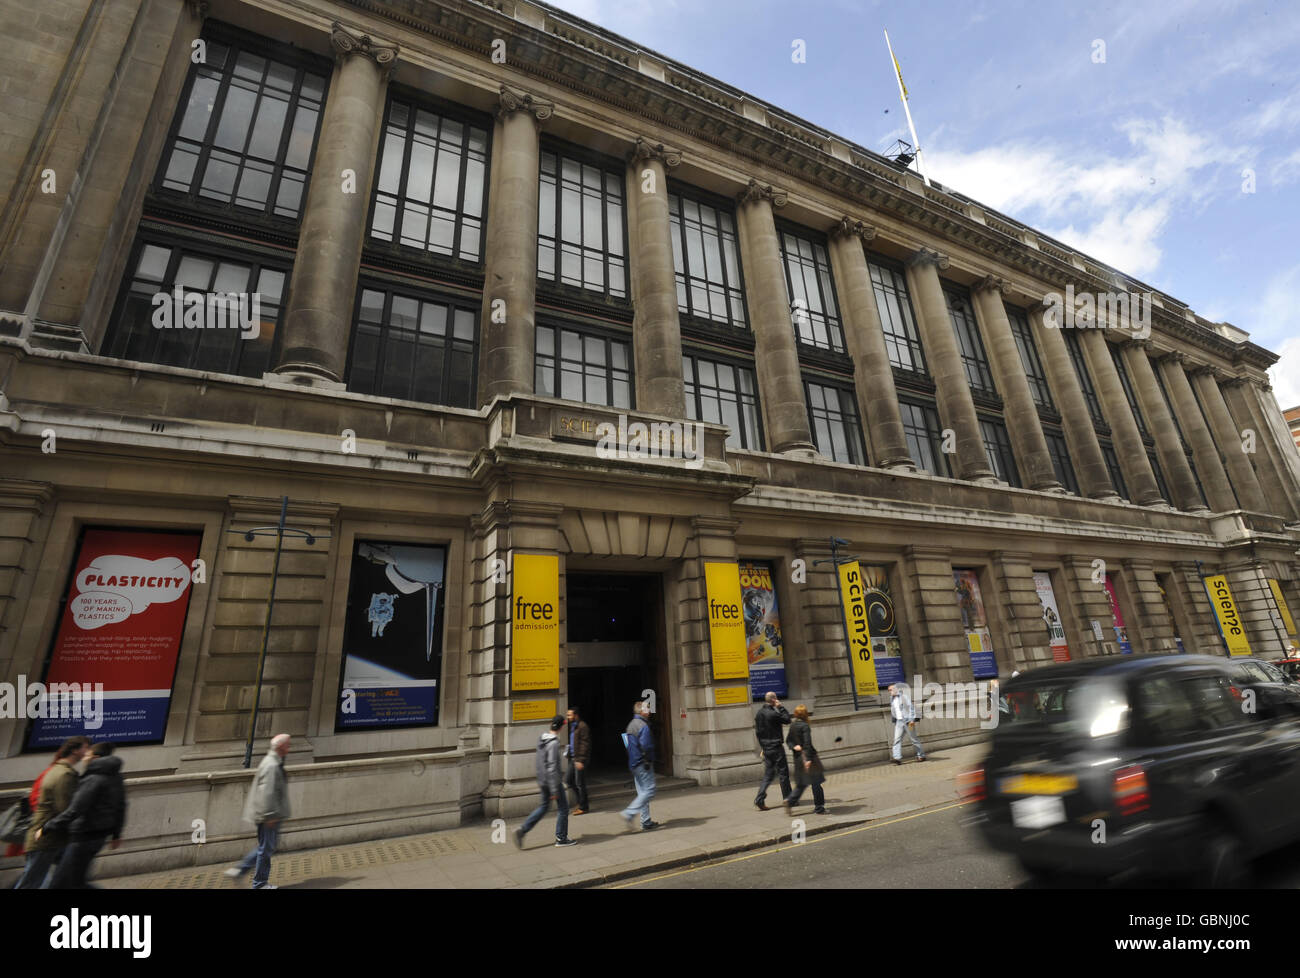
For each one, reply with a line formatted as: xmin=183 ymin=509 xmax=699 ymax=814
xmin=1080 ymin=329 xmax=1163 ymax=505
xmin=1120 ymin=339 xmax=1206 ymax=513
xmin=272 ymin=23 xmax=397 ymax=385
xmin=1190 ymin=365 xmax=1268 ymax=513
xmin=1222 ymin=376 xmax=1300 ymax=521
xmin=625 ymin=137 xmax=685 ymax=417
xmin=1155 ymin=352 xmax=1236 ymax=512
xmin=970 ymin=277 xmax=1059 ymax=490
xmin=825 ymin=217 xmax=912 ymax=470
xmin=904 ymin=249 xmax=992 ymax=480
xmin=476 ymin=86 xmax=552 ymax=405
xmin=1031 ymin=306 xmax=1116 ymax=499
xmin=733 ymin=179 xmax=815 ymax=456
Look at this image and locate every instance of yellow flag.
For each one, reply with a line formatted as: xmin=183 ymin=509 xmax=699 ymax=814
xmin=893 ymin=53 xmax=908 ymax=99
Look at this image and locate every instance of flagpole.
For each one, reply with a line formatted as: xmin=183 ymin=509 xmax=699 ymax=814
xmin=884 ymin=29 xmax=930 ymax=187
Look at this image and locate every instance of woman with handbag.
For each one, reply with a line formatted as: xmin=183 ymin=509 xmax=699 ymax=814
xmin=782 ymin=705 xmax=828 ymax=815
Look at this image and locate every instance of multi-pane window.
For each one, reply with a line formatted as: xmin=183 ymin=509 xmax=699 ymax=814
xmin=669 ymin=192 xmax=746 ymax=328
xmin=1102 ymin=443 xmax=1129 ymax=500
xmin=869 ymin=259 xmax=927 ymax=373
xmin=370 ymin=101 xmax=487 ymax=262
xmin=1064 ymin=331 xmax=1105 ymax=425
xmin=346 ymin=287 xmax=477 ymax=407
xmin=104 ymin=241 xmax=285 ymax=377
xmin=779 ymin=229 xmax=843 ymax=353
xmin=1148 ymin=448 xmax=1171 ymax=502
xmin=1007 ymin=305 xmax=1052 ymax=408
xmin=535 ymin=325 xmax=631 ymax=408
xmin=805 ymin=381 xmax=864 ymax=464
xmin=538 ymin=150 xmax=626 ymax=298
xmin=1044 ymin=429 xmax=1078 ymax=494
xmin=1109 ymin=345 xmax=1148 ymax=438
xmin=945 ymin=288 xmax=996 ymax=394
xmin=980 ymin=418 xmax=1020 ymax=487
xmin=682 ymin=354 xmax=763 ymax=450
xmin=159 ymin=39 xmax=326 ymax=220
xmin=900 ymin=399 xmax=951 ymax=477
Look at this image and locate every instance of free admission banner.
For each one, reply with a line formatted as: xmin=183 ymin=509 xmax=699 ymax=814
xmin=739 ymin=561 xmax=786 ymax=700
xmin=705 ymin=562 xmax=747 ymax=681
xmin=30 ymin=528 xmax=201 ymax=747
xmin=511 ymin=553 xmax=560 ymax=691
xmin=336 ymin=541 xmax=446 ymax=730
xmin=1033 ymin=572 xmax=1071 ymax=663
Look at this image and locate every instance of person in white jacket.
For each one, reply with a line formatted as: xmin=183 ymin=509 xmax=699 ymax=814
xmin=889 ymin=684 xmax=926 ymax=764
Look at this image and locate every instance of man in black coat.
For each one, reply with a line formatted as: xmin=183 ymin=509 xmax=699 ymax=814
xmin=753 ymin=691 xmax=792 ymax=811
xmin=41 ymin=742 xmax=127 ymax=889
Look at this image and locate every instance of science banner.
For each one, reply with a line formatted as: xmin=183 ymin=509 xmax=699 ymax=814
xmin=860 ymin=564 xmax=905 ymax=687
xmin=30 ymin=528 xmax=201 ymax=747
xmin=739 ymin=561 xmax=786 ymax=700
xmin=1033 ymin=572 xmax=1071 ymax=663
xmin=838 ymin=560 xmax=880 ymax=698
xmin=337 ymin=541 xmax=446 ymax=729
xmin=953 ymin=569 xmax=998 ymax=679
xmin=1269 ymin=580 xmax=1297 ymax=643
xmin=511 ymin=553 xmax=559 ymax=691
xmin=1103 ymin=574 xmax=1134 ymax=654
xmin=1202 ymin=573 xmax=1251 ymax=656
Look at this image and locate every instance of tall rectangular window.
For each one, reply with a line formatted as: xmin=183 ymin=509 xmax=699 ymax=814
xmin=538 ymin=149 xmax=626 ymax=299
xmin=346 ymin=287 xmax=477 ymax=407
xmin=535 ymin=324 xmax=631 ymax=408
xmin=980 ymin=418 xmax=1020 ymax=487
xmin=1109 ymin=344 xmax=1149 ymax=438
xmin=159 ymin=38 xmax=326 ymax=221
xmin=683 ymin=354 xmax=763 ymax=450
xmin=900 ymin=399 xmax=951 ymax=477
xmin=945 ymin=287 xmax=996 ymax=394
xmin=1007 ymin=305 xmax=1053 ymax=408
xmin=1064 ymin=331 xmax=1105 ymax=425
xmin=805 ymin=380 xmax=864 ymax=464
xmin=1044 ymin=429 xmax=1078 ymax=494
xmin=104 ymin=240 xmax=286 ymax=377
xmin=869 ymin=258 xmax=927 ymax=373
xmin=1102 ymin=443 xmax=1129 ymax=500
xmin=369 ymin=100 xmax=487 ymax=262
xmin=669 ymin=191 xmax=746 ymax=328
xmin=779 ymin=228 xmax=843 ymax=353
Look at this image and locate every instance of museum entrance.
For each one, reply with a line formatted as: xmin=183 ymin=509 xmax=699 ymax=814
xmin=565 ymin=572 xmax=672 ymax=776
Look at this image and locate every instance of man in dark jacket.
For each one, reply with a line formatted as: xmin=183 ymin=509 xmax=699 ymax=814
xmin=753 ymin=691 xmax=792 ymax=810
xmin=619 ymin=700 xmax=658 ymax=831
xmin=514 ymin=715 xmax=576 ymax=849
xmin=564 ymin=707 xmax=592 ymax=814
xmin=43 ymin=742 xmax=127 ymax=888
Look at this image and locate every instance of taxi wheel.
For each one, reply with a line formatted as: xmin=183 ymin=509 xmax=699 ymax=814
xmin=1196 ymin=825 xmax=1250 ymax=889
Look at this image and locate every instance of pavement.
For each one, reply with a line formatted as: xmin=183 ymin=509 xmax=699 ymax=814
xmin=97 ymin=743 xmax=984 ymax=890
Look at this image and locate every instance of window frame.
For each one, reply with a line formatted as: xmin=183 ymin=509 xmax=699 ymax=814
xmin=868 ymin=254 xmax=928 ymax=375
xmin=979 ymin=416 xmax=1021 ymax=487
xmin=682 ymin=350 xmax=764 ymax=451
xmin=944 ymin=285 xmax=997 ymax=395
xmin=899 ymin=396 xmax=952 ymax=477
xmin=777 ymin=221 xmax=845 ymax=355
xmin=1007 ymin=304 xmax=1053 ymax=409
xmin=668 ymin=182 xmax=748 ymax=331
xmin=537 ymin=140 xmax=630 ymax=302
xmin=534 ymin=318 xmax=635 ymax=410
xmin=804 ymin=376 xmax=866 ymax=465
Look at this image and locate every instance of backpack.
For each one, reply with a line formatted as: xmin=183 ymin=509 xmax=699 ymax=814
xmin=0 ymin=796 xmax=32 ymax=844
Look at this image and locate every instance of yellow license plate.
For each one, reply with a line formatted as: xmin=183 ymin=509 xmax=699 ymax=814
xmin=999 ymin=774 xmax=1078 ymax=795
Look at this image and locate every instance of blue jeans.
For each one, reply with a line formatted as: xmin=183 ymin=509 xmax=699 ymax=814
xmin=236 ymin=821 xmax=280 ymax=887
xmin=892 ymin=719 xmax=925 ymax=760
xmin=14 ymin=847 xmax=60 ymax=889
xmin=621 ymin=763 xmax=656 ymax=826
xmin=520 ymin=786 xmax=570 ymax=841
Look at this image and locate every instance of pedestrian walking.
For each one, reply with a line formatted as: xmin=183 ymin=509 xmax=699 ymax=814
xmin=16 ymin=736 xmax=91 ymax=889
xmin=43 ymin=742 xmax=127 ymax=889
xmin=514 ymin=715 xmax=576 ymax=848
xmin=782 ymin=705 xmax=827 ymax=814
xmin=619 ymin=700 xmax=658 ymax=831
xmin=564 ymin=706 xmax=592 ymax=814
xmin=890 ymin=683 xmax=926 ymax=764
xmin=224 ymin=733 xmax=292 ymax=889
xmin=753 ymin=691 xmax=792 ymax=810
xmin=3 ymin=740 xmax=78 ymax=865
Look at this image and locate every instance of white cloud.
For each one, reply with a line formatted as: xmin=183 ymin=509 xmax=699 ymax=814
xmin=1268 ymin=336 xmax=1300 ymax=410
xmin=1248 ymin=264 xmax=1300 ymax=407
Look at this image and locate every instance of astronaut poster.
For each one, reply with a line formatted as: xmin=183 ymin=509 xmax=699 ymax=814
xmin=739 ymin=561 xmax=787 ymax=701
xmin=335 ymin=540 xmax=446 ymax=730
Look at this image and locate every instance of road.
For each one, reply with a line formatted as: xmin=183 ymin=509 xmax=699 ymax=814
xmin=607 ymin=801 xmax=1300 ymax=889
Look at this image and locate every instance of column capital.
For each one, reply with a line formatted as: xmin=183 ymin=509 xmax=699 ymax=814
xmin=907 ymin=247 xmax=950 ymax=271
xmin=628 ymin=136 xmax=681 ymax=168
xmin=829 ymin=215 xmax=877 ymax=242
xmin=1187 ymin=362 xmax=1221 ymax=381
xmin=1222 ymin=374 xmax=1251 ymax=390
xmin=972 ymin=274 xmax=1009 ymax=297
xmin=737 ymin=178 xmax=787 ymax=208
xmin=497 ymin=84 xmax=554 ymax=123
xmin=1155 ymin=349 xmax=1187 ymax=367
xmin=186 ymin=0 xmax=209 ymax=18
xmin=330 ymin=21 xmax=399 ymax=70
xmin=1120 ymin=336 xmax=1152 ymax=352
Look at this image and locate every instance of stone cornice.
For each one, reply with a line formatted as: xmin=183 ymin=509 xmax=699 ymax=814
xmin=330 ymin=21 xmax=399 ymax=69
xmin=907 ymin=247 xmax=950 ymax=271
xmin=972 ymin=274 xmax=1009 ymax=297
xmin=497 ymin=84 xmax=554 ymax=122
xmin=829 ymin=215 xmax=876 ymax=242
xmin=736 ymin=178 xmax=787 ymax=208
xmin=627 ymin=136 xmax=681 ymax=168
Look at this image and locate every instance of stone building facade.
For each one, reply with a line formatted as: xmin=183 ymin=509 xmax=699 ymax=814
xmin=2 ymin=0 xmax=1298 ymax=874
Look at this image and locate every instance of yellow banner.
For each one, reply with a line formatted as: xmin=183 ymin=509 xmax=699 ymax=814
xmin=714 ymin=686 xmax=749 ymax=706
xmin=1203 ymin=574 xmax=1252 ymax=656
xmin=511 ymin=553 xmax=560 ymax=690
xmin=705 ymin=562 xmax=748 ymax=681
xmin=512 ymin=699 xmax=557 ymax=722
xmin=838 ymin=560 xmax=880 ymax=697
xmin=1269 ymin=580 xmax=1297 ymax=639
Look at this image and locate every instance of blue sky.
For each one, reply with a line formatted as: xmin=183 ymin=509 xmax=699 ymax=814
xmin=547 ymin=0 xmax=1300 ymax=409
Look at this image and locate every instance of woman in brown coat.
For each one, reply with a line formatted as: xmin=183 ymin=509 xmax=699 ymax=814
xmin=782 ymin=705 xmax=827 ymax=814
